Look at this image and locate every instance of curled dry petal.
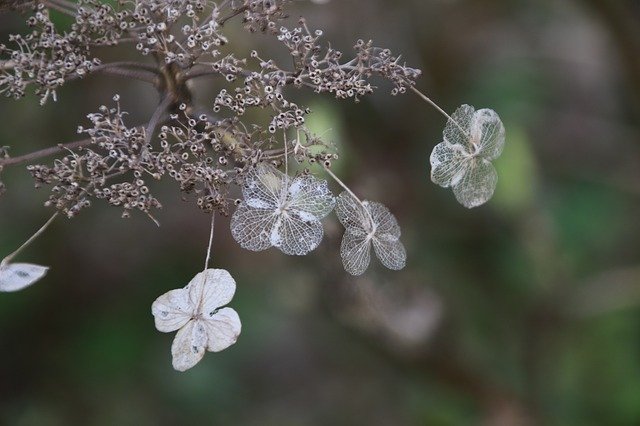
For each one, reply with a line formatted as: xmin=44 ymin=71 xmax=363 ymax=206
xmin=0 ymin=263 xmax=49 ymax=292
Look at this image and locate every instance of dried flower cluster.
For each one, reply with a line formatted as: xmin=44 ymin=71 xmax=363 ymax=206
xmin=0 ymin=0 xmax=505 ymax=371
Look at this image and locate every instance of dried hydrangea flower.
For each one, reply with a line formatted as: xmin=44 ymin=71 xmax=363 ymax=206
xmin=335 ymin=191 xmax=406 ymax=276
xmin=231 ymin=163 xmax=335 ymax=255
xmin=0 ymin=263 xmax=48 ymax=292
xmin=430 ymin=104 xmax=505 ymax=208
xmin=152 ymin=268 xmax=241 ymax=372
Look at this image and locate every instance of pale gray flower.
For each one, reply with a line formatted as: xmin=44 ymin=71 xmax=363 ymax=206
xmin=152 ymin=268 xmax=241 ymax=372
xmin=231 ymin=163 xmax=335 ymax=256
xmin=430 ymin=104 xmax=505 ymax=208
xmin=335 ymin=191 xmax=406 ymax=276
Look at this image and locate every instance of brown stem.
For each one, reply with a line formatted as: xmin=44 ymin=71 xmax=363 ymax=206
xmin=218 ymin=5 xmax=248 ymax=26
xmin=0 ymin=138 xmax=93 ymax=167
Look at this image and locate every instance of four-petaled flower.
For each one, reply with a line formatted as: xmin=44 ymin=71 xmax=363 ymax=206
xmin=335 ymin=191 xmax=406 ymax=276
xmin=430 ymin=104 xmax=505 ymax=208
xmin=231 ymin=163 xmax=336 ymax=256
xmin=152 ymin=268 xmax=241 ymax=372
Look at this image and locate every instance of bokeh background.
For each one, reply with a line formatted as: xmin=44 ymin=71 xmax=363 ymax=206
xmin=1 ymin=0 xmax=640 ymax=425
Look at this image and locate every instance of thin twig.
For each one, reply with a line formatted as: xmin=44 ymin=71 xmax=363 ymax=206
xmin=204 ymin=212 xmax=215 ymax=270
xmin=409 ymin=86 xmax=468 ymax=136
xmin=1 ymin=213 xmax=59 ymax=267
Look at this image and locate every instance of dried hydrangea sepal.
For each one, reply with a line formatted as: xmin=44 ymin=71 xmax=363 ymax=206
xmin=0 ymin=263 xmax=49 ymax=292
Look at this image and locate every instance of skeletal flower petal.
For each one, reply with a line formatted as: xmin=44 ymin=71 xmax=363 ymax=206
xmin=372 ymin=237 xmax=407 ymax=271
xmin=152 ymin=288 xmax=193 ymax=333
xmin=242 ymin=163 xmax=287 ymax=208
xmin=443 ymin=104 xmax=475 ymax=149
xmin=430 ymin=142 xmax=469 ymax=188
xmin=474 ymin=108 xmax=505 ymax=160
xmin=171 ymin=320 xmax=208 ymax=372
xmin=230 ymin=203 xmax=278 ymax=252
xmin=288 ymin=174 xmax=336 ymax=219
xmin=277 ymin=213 xmax=324 ymax=256
xmin=335 ymin=192 xmax=371 ymax=232
xmin=367 ymin=201 xmax=402 ymax=239
xmin=340 ymin=229 xmax=372 ymax=276
xmin=204 ymin=307 xmax=242 ymax=352
xmin=0 ymin=263 xmax=48 ymax=292
xmin=452 ymin=159 xmax=498 ymax=209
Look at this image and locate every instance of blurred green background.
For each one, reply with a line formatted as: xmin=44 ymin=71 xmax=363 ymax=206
xmin=2 ymin=0 xmax=640 ymax=425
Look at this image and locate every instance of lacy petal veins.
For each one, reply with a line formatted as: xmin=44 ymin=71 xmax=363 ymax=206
xmin=0 ymin=263 xmax=49 ymax=292
xmin=430 ymin=104 xmax=505 ymax=208
xmin=231 ymin=163 xmax=336 ymax=256
xmin=335 ymin=192 xmax=406 ymax=276
xmin=152 ymin=269 xmax=241 ymax=372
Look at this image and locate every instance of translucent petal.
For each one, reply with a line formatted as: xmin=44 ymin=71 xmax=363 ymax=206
xmin=241 ymin=163 xmax=287 ymax=210
xmin=152 ymin=288 xmax=193 ymax=333
xmin=340 ymin=230 xmax=372 ymax=276
xmin=452 ymin=159 xmax=498 ymax=208
xmin=367 ymin=201 xmax=401 ymax=239
xmin=429 ymin=141 xmax=470 ymax=188
xmin=185 ymin=269 xmax=236 ymax=316
xmin=288 ymin=174 xmax=336 ymax=220
xmin=443 ymin=104 xmax=474 ymax=150
xmin=276 ymin=213 xmax=324 ymax=255
xmin=171 ymin=320 xmax=208 ymax=372
xmin=473 ymin=108 xmax=505 ymax=160
xmin=335 ymin=191 xmax=371 ymax=232
xmin=230 ymin=203 xmax=278 ymax=251
xmin=372 ymin=236 xmax=407 ymax=271
xmin=204 ymin=307 xmax=241 ymax=352
xmin=0 ymin=263 xmax=48 ymax=292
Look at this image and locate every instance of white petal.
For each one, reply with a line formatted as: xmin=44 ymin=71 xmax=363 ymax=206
xmin=429 ymin=141 xmax=470 ymax=188
xmin=171 ymin=320 xmax=208 ymax=372
xmin=242 ymin=163 xmax=287 ymax=209
xmin=277 ymin=213 xmax=324 ymax=255
xmin=473 ymin=108 xmax=505 ymax=160
xmin=340 ymin=230 xmax=372 ymax=276
xmin=443 ymin=104 xmax=475 ymax=150
xmin=186 ymin=269 xmax=236 ymax=316
xmin=367 ymin=201 xmax=402 ymax=239
xmin=335 ymin=191 xmax=370 ymax=233
xmin=151 ymin=288 xmax=193 ymax=333
xmin=230 ymin=203 xmax=278 ymax=251
xmin=372 ymin=236 xmax=407 ymax=271
xmin=204 ymin=307 xmax=241 ymax=352
xmin=452 ymin=159 xmax=498 ymax=208
xmin=0 ymin=263 xmax=48 ymax=292
xmin=288 ymin=174 xmax=335 ymax=220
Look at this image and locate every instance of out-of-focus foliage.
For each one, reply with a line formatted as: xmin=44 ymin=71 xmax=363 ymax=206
xmin=1 ymin=0 xmax=640 ymax=425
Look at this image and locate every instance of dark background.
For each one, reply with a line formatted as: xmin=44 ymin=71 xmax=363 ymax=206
xmin=1 ymin=0 xmax=640 ymax=425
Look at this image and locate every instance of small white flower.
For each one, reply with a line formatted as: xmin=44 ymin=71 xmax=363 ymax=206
xmin=231 ymin=163 xmax=335 ymax=256
xmin=0 ymin=263 xmax=49 ymax=292
xmin=430 ymin=104 xmax=505 ymax=208
xmin=151 ymin=268 xmax=241 ymax=372
xmin=335 ymin=192 xmax=406 ymax=276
